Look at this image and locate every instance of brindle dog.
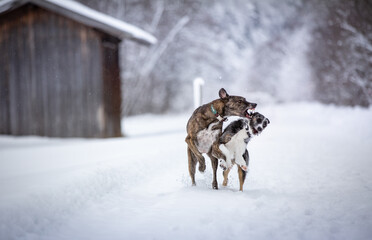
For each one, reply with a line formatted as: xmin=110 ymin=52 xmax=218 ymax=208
xmin=185 ymin=88 xmax=257 ymax=189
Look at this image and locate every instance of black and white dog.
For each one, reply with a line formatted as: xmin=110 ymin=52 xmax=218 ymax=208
xmin=212 ymin=112 xmax=270 ymax=191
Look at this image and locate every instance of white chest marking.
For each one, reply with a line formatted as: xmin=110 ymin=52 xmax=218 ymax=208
xmin=225 ymin=129 xmax=248 ymax=156
xmin=196 ymin=122 xmax=221 ymax=153
xmin=219 ymin=129 xmax=249 ymax=170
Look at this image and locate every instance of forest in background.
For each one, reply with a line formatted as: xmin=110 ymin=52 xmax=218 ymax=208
xmin=77 ymin=0 xmax=372 ymax=116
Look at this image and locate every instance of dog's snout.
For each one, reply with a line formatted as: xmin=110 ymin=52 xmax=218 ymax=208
xmin=257 ymin=127 xmax=262 ymax=132
xmin=251 ymin=103 xmax=257 ymax=108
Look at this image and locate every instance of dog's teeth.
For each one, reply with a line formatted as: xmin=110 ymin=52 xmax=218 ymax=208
xmin=247 ymin=108 xmax=255 ymax=115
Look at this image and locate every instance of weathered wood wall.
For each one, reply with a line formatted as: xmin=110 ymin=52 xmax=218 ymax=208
xmin=0 ymin=4 xmax=122 ymax=138
xmin=102 ymin=36 xmax=122 ymax=138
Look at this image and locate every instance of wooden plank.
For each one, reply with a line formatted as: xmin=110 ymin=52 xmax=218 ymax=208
xmin=58 ymin=15 xmax=71 ymax=137
xmin=92 ymin=32 xmax=104 ymax=138
xmin=8 ymin=17 xmax=23 ymax=135
xmin=17 ymin=12 xmax=29 ymax=135
xmin=38 ymin=7 xmax=54 ymax=137
xmin=50 ymin=12 xmax=62 ymax=137
xmin=67 ymin=18 xmax=78 ymax=137
xmin=33 ymin=6 xmax=49 ymax=136
xmin=73 ymin=23 xmax=86 ymax=137
xmin=0 ymin=22 xmax=10 ymax=134
xmin=6 ymin=15 xmax=15 ymax=135
xmin=31 ymin=8 xmax=43 ymax=136
xmin=47 ymin=9 xmax=61 ymax=137
xmin=82 ymin=28 xmax=103 ymax=138
xmin=80 ymin=27 xmax=91 ymax=137
xmin=27 ymin=8 xmax=41 ymax=135
xmin=65 ymin=18 xmax=76 ymax=137
xmin=102 ymin=36 xmax=122 ymax=137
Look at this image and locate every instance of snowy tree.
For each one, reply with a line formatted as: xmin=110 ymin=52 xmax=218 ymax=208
xmin=77 ymin=0 xmax=371 ymax=115
xmin=308 ymin=0 xmax=372 ymax=107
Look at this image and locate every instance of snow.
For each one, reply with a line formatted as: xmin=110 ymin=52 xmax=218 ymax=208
xmin=1 ymin=103 xmax=372 ymax=240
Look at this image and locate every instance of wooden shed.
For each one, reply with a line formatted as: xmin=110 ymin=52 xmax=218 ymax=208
xmin=0 ymin=0 xmax=156 ymax=138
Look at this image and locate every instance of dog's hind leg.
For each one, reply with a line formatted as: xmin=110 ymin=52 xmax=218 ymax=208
xmin=234 ymin=144 xmax=248 ymax=171
xmin=185 ymin=135 xmax=206 ymax=172
xmin=187 ymin=147 xmax=197 ymax=186
xmin=238 ymin=150 xmax=249 ymax=191
xmin=238 ymin=167 xmax=246 ymax=191
xmin=207 ymin=152 xmax=219 ymax=189
xmin=222 ymin=168 xmax=231 ymax=187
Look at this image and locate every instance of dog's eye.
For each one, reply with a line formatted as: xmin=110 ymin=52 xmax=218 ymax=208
xmin=257 ymin=118 xmax=262 ymax=124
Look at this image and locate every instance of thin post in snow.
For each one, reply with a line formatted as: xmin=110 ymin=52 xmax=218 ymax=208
xmin=193 ymin=77 xmax=205 ymax=109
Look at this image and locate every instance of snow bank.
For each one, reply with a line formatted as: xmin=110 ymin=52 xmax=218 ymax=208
xmin=0 ymin=103 xmax=371 ymax=240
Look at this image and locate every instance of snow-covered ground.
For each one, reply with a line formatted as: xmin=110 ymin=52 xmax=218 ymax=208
xmin=1 ymin=103 xmax=372 ymax=240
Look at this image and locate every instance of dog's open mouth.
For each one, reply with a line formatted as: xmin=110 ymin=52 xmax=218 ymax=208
xmin=245 ymin=108 xmax=255 ymax=118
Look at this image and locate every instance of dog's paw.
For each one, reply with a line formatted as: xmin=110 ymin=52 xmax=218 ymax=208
xmin=219 ymin=159 xmax=227 ymax=170
xmin=219 ymin=164 xmax=227 ymax=171
xmin=199 ymin=163 xmax=206 ymax=172
xmin=240 ymin=165 xmax=248 ymax=171
xmin=226 ymin=160 xmax=233 ymax=170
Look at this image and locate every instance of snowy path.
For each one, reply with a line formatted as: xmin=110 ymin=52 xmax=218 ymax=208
xmin=1 ymin=103 xmax=372 ymax=240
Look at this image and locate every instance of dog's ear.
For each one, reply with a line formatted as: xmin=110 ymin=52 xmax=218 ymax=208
xmin=219 ymin=88 xmax=229 ymax=99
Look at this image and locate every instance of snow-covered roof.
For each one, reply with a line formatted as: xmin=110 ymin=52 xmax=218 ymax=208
xmin=0 ymin=0 xmax=157 ymax=45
